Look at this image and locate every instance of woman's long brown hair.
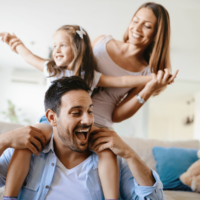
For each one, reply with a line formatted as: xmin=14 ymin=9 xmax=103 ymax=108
xmin=123 ymin=2 xmax=171 ymax=74
xmin=47 ymin=25 xmax=96 ymax=88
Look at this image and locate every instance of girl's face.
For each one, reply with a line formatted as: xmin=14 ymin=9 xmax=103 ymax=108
xmin=52 ymin=30 xmax=74 ymax=67
xmin=128 ymin=8 xmax=157 ymax=48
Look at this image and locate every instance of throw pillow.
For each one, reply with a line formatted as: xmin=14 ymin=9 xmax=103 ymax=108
xmin=152 ymin=146 xmax=198 ymax=191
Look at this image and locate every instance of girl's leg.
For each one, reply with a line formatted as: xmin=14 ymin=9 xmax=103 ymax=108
xmin=98 ymin=149 xmax=119 ymax=200
xmin=4 ymin=149 xmax=32 ymax=197
xmin=4 ymin=123 xmax=52 ymax=198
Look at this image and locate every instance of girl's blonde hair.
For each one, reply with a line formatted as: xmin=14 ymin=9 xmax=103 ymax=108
xmin=123 ymin=2 xmax=171 ymax=74
xmin=47 ymin=25 xmax=96 ymax=88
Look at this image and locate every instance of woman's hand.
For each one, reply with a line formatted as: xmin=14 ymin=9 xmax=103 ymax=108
xmin=145 ymin=69 xmax=179 ymax=95
xmin=0 ymin=32 xmax=23 ymax=53
xmin=89 ymin=128 xmax=133 ymax=160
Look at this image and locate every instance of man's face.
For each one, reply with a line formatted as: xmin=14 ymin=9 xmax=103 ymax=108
xmin=55 ymin=90 xmax=94 ymax=152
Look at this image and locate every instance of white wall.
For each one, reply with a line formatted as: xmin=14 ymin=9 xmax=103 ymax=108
xmin=148 ymin=100 xmax=194 ymax=140
xmin=194 ymin=91 xmax=200 ymax=140
xmin=114 ymin=102 xmax=149 ymax=138
xmin=0 ymin=67 xmax=46 ymax=124
xmin=0 ymin=0 xmax=200 ymax=138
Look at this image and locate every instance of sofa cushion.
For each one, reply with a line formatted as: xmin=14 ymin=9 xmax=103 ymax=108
xmin=121 ymin=137 xmax=200 ymax=171
xmin=0 ymin=121 xmax=23 ymax=135
xmin=153 ymin=147 xmax=198 ymax=191
xmin=164 ymin=190 xmax=200 ymax=200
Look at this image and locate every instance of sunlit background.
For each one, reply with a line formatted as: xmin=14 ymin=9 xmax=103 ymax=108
xmin=0 ymin=0 xmax=200 ymax=140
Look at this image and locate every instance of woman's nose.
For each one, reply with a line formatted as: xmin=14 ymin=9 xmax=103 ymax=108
xmin=134 ymin=23 xmax=143 ymax=32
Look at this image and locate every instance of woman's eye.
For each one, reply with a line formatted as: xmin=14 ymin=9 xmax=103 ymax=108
xmin=61 ymin=44 xmax=66 ymax=47
xmin=133 ymin=20 xmax=138 ymax=23
xmin=145 ymin=25 xmax=151 ymax=29
xmin=54 ymin=45 xmax=57 ymax=49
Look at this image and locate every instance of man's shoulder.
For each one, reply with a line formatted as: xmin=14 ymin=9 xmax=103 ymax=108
xmin=1 ymin=148 xmax=14 ymax=159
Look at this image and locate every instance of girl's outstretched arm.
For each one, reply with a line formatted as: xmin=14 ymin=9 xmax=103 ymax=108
xmin=97 ymin=74 xmax=152 ymax=88
xmin=4 ymin=123 xmax=52 ymax=198
xmin=0 ymin=32 xmax=46 ymax=71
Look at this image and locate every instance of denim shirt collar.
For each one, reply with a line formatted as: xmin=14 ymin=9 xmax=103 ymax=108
xmin=41 ymin=134 xmax=99 ymax=170
xmin=42 ymin=134 xmax=55 ymax=154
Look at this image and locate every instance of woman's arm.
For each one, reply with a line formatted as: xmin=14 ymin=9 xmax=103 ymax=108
xmin=112 ymin=70 xmax=178 ymax=122
xmin=97 ymin=74 xmax=152 ymax=88
xmin=112 ymin=85 xmax=148 ymax=122
xmin=0 ymin=32 xmax=46 ymax=71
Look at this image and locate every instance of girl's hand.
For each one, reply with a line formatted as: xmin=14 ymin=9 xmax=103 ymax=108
xmin=1 ymin=32 xmax=45 ymax=71
xmin=89 ymin=128 xmax=133 ymax=160
xmin=2 ymin=126 xmax=47 ymax=156
xmin=145 ymin=69 xmax=179 ymax=94
xmin=0 ymin=32 xmax=23 ymax=53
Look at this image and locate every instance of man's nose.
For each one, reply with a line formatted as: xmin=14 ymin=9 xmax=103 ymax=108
xmin=81 ymin=112 xmax=93 ymax=125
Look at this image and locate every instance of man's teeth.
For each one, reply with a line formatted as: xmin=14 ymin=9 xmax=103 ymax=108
xmin=76 ymin=128 xmax=90 ymax=133
xmin=133 ymin=33 xmax=140 ymax=38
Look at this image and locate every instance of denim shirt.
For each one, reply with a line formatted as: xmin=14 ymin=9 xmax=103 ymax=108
xmin=0 ymin=136 xmax=165 ymax=200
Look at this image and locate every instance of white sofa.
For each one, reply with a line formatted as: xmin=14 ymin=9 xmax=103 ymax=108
xmin=0 ymin=121 xmax=200 ymax=200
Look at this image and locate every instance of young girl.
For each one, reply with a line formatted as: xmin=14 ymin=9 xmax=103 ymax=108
xmin=0 ymin=25 xmax=157 ymax=200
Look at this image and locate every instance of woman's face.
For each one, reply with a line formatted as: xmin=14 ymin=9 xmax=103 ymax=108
xmin=128 ymin=7 xmax=157 ymax=48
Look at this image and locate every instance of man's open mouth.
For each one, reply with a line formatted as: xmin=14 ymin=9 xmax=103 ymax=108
xmin=75 ymin=127 xmax=91 ymax=144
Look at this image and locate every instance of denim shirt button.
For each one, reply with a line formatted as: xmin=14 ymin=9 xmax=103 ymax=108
xmin=51 ymin=163 xmax=55 ymax=166
xmin=46 ymin=185 xmax=50 ymax=189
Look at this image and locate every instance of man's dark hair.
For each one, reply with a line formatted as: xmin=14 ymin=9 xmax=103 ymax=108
xmin=44 ymin=76 xmax=91 ymax=116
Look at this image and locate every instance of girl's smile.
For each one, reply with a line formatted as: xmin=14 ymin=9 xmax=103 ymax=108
xmin=52 ymin=30 xmax=74 ymax=67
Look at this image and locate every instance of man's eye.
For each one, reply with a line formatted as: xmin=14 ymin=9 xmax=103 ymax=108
xmin=88 ymin=111 xmax=93 ymax=114
xmin=72 ymin=112 xmax=80 ymax=115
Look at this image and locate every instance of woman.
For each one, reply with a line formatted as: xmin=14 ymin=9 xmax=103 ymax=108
xmin=91 ymin=2 xmax=178 ymax=128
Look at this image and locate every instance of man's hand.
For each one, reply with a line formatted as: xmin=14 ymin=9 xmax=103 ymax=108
xmin=89 ymin=128 xmax=133 ymax=160
xmin=1 ymin=126 xmax=47 ymax=156
xmin=89 ymin=128 xmax=156 ymax=186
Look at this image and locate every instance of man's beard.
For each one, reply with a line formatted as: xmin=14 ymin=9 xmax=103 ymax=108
xmin=56 ymin=121 xmax=90 ymax=153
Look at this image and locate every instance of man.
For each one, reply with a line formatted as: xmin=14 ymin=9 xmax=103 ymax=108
xmin=0 ymin=76 xmax=164 ymax=200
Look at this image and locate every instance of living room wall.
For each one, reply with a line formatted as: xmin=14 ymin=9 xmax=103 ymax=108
xmin=0 ymin=67 xmax=46 ymax=125
xmin=0 ymin=0 xmax=200 ymax=140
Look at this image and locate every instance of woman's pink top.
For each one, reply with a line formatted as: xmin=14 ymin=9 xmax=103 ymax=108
xmin=92 ymin=35 xmax=151 ymax=128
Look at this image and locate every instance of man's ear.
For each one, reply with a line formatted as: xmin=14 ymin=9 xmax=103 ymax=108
xmin=46 ymin=109 xmax=57 ymax=127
